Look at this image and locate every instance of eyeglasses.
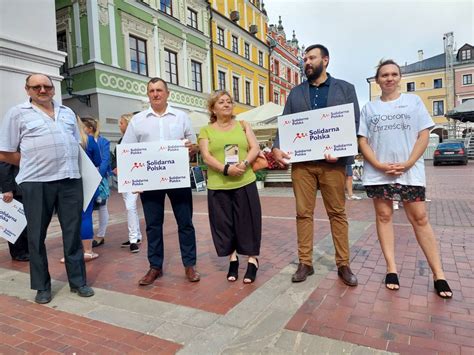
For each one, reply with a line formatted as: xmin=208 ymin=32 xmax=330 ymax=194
xmin=27 ymin=85 xmax=54 ymax=92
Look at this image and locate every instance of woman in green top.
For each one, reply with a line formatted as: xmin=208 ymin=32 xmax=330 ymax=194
xmin=199 ymin=90 xmax=262 ymax=283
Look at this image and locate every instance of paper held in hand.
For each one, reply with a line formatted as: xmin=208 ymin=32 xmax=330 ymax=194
xmin=79 ymin=147 xmax=102 ymax=212
xmin=0 ymin=195 xmax=27 ymax=244
xmin=117 ymin=140 xmax=191 ymax=193
xmin=277 ymin=103 xmax=358 ymax=163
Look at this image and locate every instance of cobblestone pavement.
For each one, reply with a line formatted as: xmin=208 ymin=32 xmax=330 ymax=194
xmin=0 ymin=163 xmax=472 ymax=354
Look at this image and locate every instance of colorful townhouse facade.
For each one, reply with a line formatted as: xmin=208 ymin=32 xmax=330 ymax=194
xmin=209 ymin=0 xmax=269 ymax=114
xmin=268 ymin=17 xmax=301 ymax=107
xmin=367 ymin=42 xmax=474 ymax=139
xmin=454 ymin=44 xmax=474 ymax=105
xmin=55 ymin=0 xmax=211 ymax=137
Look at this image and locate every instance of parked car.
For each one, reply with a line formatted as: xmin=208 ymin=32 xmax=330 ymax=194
xmin=433 ymin=142 xmax=468 ymax=166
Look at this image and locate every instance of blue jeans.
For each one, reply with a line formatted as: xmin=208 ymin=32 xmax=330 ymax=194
xmin=140 ymin=188 xmax=197 ymax=269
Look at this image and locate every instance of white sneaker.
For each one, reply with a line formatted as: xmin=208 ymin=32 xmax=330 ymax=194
xmin=393 ymin=201 xmax=399 ymax=210
xmin=349 ymin=195 xmax=362 ymax=200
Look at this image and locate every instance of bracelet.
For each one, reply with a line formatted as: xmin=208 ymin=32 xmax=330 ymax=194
xmin=223 ymin=163 xmax=230 ymax=176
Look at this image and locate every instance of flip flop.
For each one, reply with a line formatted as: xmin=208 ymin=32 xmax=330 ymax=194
xmin=385 ymin=273 xmax=400 ymax=290
xmin=84 ymin=252 xmax=99 ymax=261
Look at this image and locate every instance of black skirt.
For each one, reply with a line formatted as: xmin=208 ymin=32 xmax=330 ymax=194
xmin=365 ymin=183 xmax=426 ymax=202
xmin=207 ymin=182 xmax=262 ymax=256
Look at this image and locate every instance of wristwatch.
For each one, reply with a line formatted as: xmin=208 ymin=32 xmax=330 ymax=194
xmin=243 ymin=160 xmax=249 ymax=167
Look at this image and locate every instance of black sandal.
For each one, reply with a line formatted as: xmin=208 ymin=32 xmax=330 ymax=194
xmin=434 ymin=279 xmax=453 ymax=299
xmin=227 ymin=256 xmax=239 ymax=282
xmin=243 ymin=258 xmax=259 ymax=284
xmin=385 ymin=273 xmax=400 ymax=290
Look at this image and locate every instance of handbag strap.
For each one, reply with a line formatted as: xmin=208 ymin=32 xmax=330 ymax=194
xmin=239 ymin=120 xmax=246 ymax=132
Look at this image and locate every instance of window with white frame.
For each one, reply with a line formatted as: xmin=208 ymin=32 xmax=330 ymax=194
xmin=244 ymin=42 xmax=250 ymax=60
xmin=164 ymin=49 xmax=178 ymax=85
xmin=245 ymin=81 xmax=251 ymax=105
xmin=461 ymin=50 xmax=472 ymax=61
xmin=463 ymin=74 xmax=472 ymax=85
xmin=407 ymin=82 xmax=415 ymax=92
xmin=259 ymin=86 xmax=264 ymax=106
xmin=129 ymin=35 xmax=148 ymax=76
xmin=258 ymin=50 xmax=263 ymax=66
xmin=232 ymin=76 xmax=240 ymax=102
xmin=274 ymin=92 xmax=279 ymax=105
xmin=187 ymin=8 xmax=198 ymax=29
xmin=160 ymin=0 xmax=172 ymax=15
xmin=232 ymin=35 xmax=239 ymax=54
xmin=433 ymin=100 xmax=444 ymax=116
xmin=191 ymin=60 xmax=202 ymax=92
xmin=218 ymin=70 xmax=226 ymax=90
xmin=217 ymin=27 xmax=225 ymax=46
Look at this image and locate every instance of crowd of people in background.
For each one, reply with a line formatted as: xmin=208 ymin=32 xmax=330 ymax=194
xmin=0 ymin=43 xmax=453 ymax=304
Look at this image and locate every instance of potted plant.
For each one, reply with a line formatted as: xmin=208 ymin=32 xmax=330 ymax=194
xmin=254 ymin=170 xmax=267 ymax=189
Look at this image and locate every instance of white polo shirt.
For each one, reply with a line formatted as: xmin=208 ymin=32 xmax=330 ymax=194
xmin=122 ymin=105 xmax=196 ymax=144
xmin=0 ymin=100 xmax=81 ymax=184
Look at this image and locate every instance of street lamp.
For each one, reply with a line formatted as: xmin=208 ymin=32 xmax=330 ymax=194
xmin=64 ymin=72 xmax=91 ymax=107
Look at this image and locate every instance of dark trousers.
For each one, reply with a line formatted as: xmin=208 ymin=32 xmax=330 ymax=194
xmin=140 ymin=187 xmax=197 ymax=269
xmin=20 ymin=179 xmax=86 ymax=291
xmin=8 ymin=195 xmax=29 ymax=258
xmin=207 ymin=182 xmax=262 ymax=257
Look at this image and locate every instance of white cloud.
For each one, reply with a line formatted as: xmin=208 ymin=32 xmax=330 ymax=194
xmin=265 ymin=0 xmax=474 ymax=105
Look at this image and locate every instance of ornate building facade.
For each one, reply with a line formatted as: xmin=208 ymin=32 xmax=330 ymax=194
xmin=55 ymin=0 xmax=211 ymax=138
xmin=209 ymin=0 xmax=269 ymax=114
xmin=268 ymin=17 xmax=301 ymax=107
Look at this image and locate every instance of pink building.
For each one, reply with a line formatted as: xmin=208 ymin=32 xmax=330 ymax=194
xmin=454 ymin=44 xmax=474 ymax=105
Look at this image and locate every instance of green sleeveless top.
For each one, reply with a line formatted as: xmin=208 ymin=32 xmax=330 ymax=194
xmin=198 ymin=121 xmax=256 ymax=190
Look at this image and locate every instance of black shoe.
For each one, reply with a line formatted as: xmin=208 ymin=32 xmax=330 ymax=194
xmin=92 ymin=238 xmax=104 ymax=248
xmin=12 ymin=254 xmax=30 ymax=262
xmin=227 ymin=256 xmax=239 ymax=282
xmin=130 ymin=243 xmax=140 ymax=253
xmin=35 ymin=289 xmax=52 ymax=304
xmin=70 ymin=285 xmax=95 ymax=297
xmin=243 ymin=258 xmax=259 ymax=284
xmin=121 ymin=240 xmax=142 ymax=248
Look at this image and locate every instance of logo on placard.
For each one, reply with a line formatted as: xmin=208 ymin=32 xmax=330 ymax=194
xmin=130 ymin=162 xmax=145 ymax=172
xmin=293 ymin=132 xmax=308 ymax=143
xmin=121 ymin=148 xmax=130 ymax=155
xmin=321 ymin=113 xmax=331 ymax=120
xmin=160 ymin=177 xmax=169 ymax=183
xmin=323 ymin=145 xmax=333 ymax=153
xmin=282 ymin=119 xmax=291 ymax=126
xmin=122 ymin=180 xmax=132 ymax=186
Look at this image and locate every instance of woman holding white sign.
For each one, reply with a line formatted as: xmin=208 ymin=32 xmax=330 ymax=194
xmin=199 ymin=91 xmax=262 ymax=284
xmin=358 ymin=59 xmax=452 ymax=298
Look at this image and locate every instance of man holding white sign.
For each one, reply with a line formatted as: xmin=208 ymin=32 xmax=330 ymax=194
xmin=272 ymin=44 xmax=360 ymax=286
xmin=121 ymin=77 xmax=200 ymax=285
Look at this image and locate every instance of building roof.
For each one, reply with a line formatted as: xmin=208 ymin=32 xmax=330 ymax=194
xmin=401 ymin=53 xmax=446 ymax=74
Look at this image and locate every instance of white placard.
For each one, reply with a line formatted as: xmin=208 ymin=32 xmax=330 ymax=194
xmin=0 ymin=195 xmax=27 ymax=244
xmin=79 ymin=147 xmax=102 ymax=212
xmin=117 ymin=141 xmax=190 ymax=193
xmin=278 ymin=103 xmax=358 ymax=163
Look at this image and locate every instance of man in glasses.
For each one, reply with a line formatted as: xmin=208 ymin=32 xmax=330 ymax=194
xmin=0 ymin=73 xmax=94 ymax=304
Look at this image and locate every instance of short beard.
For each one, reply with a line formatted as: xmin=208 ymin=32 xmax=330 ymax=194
xmin=305 ymin=63 xmax=324 ymax=82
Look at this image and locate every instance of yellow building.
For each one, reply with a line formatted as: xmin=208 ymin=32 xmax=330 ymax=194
xmin=368 ymin=53 xmax=448 ymax=125
xmin=210 ymin=0 xmax=269 ymax=114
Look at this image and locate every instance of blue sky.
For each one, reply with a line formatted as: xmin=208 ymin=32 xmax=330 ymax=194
xmin=265 ymin=0 xmax=474 ymax=106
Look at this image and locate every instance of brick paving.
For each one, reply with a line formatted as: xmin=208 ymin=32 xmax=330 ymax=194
xmin=286 ymin=164 xmax=474 ymax=354
xmin=0 ymin=162 xmax=472 ymax=354
xmin=0 ymin=294 xmax=181 ymax=354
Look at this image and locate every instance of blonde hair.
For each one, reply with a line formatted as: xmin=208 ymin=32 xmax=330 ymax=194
xmin=120 ymin=113 xmax=133 ymax=125
xmin=80 ymin=116 xmax=100 ymax=139
xmin=207 ymin=90 xmax=234 ymax=123
xmin=76 ymin=115 xmax=88 ymax=148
